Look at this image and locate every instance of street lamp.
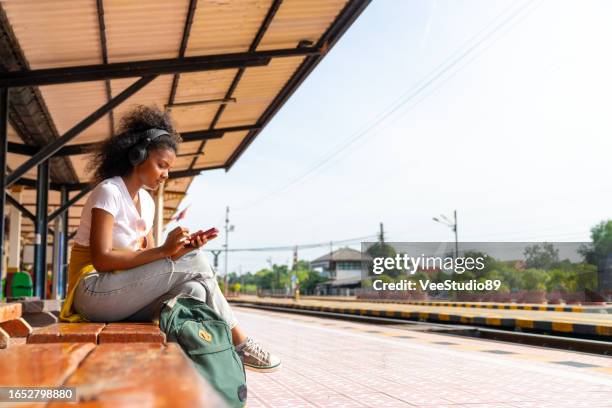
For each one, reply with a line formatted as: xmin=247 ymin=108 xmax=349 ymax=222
xmin=433 ymin=210 xmax=459 ymax=258
xmin=223 ymin=206 xmax=234 ymax=296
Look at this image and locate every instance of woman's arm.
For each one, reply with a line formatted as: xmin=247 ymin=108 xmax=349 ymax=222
xmin=89 ymin=208 xmax=188 ymax=272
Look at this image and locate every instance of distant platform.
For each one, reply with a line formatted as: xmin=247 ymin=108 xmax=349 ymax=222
xmin=303 ymin=296 xmax=612 ymax=313
xmin=229 ymin=296 xmax=612 ymax=340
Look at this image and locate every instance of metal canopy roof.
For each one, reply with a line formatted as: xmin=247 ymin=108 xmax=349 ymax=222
xmin=0 ymin=0 xmax=369 ymax=245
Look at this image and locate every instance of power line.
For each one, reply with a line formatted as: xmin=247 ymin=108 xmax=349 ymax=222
xmin=234 ymin=0 xmax=540 ymax=212
xmin=203 ymin=233 xmax=378 ymax=253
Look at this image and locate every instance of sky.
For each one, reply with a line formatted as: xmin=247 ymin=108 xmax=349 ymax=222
xmin=166 ymin=0 xmax=612 ymax=276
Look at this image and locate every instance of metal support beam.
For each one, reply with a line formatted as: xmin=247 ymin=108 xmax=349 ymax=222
xmin=7 ymin=187 xmax=22 ymax=274
xmin=0 ymin=48 xmax=319 ymax=88
xmin=6 ymin=75 xmax=157 ymax=188
xmin=168 ymin=165 xmax=225 ymax=179
xmin=0 ymin=88 xmax=7 ymax=292
xmin=13 ymin=178 xmax=88 ymax=191
xmin=5 ymin=193 xmax=35 ymax=222
xmin=166 ymin=98 xmax=236 ymax=109
xmin=65 ymin=182 xmax=92 ymax=191
xmin=51 ymin=214 xmax=62 ymax=299
xmin=34 ymin=160 xmax=49 ymax=299
xmin=52 ymin=186 xmax=68 ymax=299
xmin=5 ymin=193 xmax=55 ymax=236
xmin=96 ymin=0 xmax=115 ymax=136
xmin=7 ymin=124 xmax=260 ymax=157
xmin=167 ymin=0 xmax=198 ymax=114
xmin=60 ymin=187 xmax=69 ymax=299
xmin=7 ymin=141 xmax=36 ymax=155
xmin=48 ymin=184 xmax=94 ymax=222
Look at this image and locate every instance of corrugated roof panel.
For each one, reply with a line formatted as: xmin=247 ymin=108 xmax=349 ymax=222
xmin=174 ymin=70 xmax=238 ymax=103
xmin=177 ymin=140 xmax=203 ymax=155
xmin=186 ymin=0 xmax=272 ymax=57
xmin=110 ymin=75 xmax=174 ymax=126
xmin=171 ymin=155 xmax=196 ymax=170
xmin=165 ymin=177 xmax=191 ymax=194
xmin=257 ymin=0 xmax=348 ymax=50
xmin=38 ymin=81 xmax=110 ymax=145
xmin=1 ymin=0 xmax=102 ymax=68
xmin=171 ymin=69 xmax=240 ymax=131
xmin=194 ymin=130 xmax=248 ymax=167
xmin=104 ymin=0 xmax=189 ymax=62
xmin=217 ymin=56 xmax=304 ymax=127
xmin=171 ymin=104 xmax=219 ymax=133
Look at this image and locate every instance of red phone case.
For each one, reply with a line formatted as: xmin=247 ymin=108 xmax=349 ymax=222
xmin=195 ymin=227 xmax=217 ymax=238
xmin=185 ymin=227 xmax=218 ymax=247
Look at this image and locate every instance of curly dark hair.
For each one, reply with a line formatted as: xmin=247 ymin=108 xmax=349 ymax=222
xmin=87 ymin=105 xmax=182 ymax=184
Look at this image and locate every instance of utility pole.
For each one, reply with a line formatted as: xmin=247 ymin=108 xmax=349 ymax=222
xmin=453 ymin=210 xmax=459 ymax=259
xmin=266 ymin=257 xmax=273 ymax=291
xmin=291 ymin=245 xmax=298 ymax=297
xmin=292 ymin=245 xmax=298 ymax=271
xmin=293 ymin=245 xmax=301 ymax=300
xmin=379 ymin=222 xmax=385 ymax=244
xmin=211 ymin=250 xmax=222 ymax=269
xmin=223 ymin=206 xmax=230 ymax=296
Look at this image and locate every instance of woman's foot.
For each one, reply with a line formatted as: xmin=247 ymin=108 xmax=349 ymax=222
xmin=236 ymin=337 xmax=281 ymax=373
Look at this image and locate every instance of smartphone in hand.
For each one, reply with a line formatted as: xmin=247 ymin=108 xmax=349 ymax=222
xmin=184 ymin=227 xmax=218 ymax=247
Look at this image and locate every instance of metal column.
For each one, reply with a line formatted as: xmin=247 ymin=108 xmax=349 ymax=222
xmin=0 ymin=88 xmax=8 ymax=298
xmin=51 ymin=186 xmax=68 ymax=299
xmin=34 ymin=160 xmax=49 ymax=299
xmin=60 ymin=187 xmax=69 ymax=298
xmin=7 ymin=187 xmax=23 ymax=273
xmin=59 ymin=189 xmax=70 ymax=299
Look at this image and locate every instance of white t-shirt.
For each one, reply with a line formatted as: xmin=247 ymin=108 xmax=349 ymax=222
xmin=74 ymin=176 xmax=156 ymax=251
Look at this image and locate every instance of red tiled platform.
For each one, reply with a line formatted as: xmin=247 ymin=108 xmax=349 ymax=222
xmin=234 ymin=306 xmax=612 ymax=408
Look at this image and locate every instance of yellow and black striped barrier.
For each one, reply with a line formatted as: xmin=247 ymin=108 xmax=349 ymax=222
xmin=229 ymin=298 xmax=612 ymax=340
xmin=304 ymin=297 xmax=593 ymax=313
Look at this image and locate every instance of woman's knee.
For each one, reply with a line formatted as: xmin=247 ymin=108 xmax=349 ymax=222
xmin=175 ymin=248 xmax=215 ymax=279
xmin=172 ymin=280 xmax=208 ymax=300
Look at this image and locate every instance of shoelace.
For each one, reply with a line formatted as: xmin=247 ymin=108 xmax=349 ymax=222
xmin=246 ymin=338 xmax=270 ymax=363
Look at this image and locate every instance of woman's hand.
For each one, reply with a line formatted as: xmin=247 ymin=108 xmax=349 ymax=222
xmin=162 ymin=226 xmax=190 ymax=257
xmin=169 ymin=230 xmax=211 ymax=261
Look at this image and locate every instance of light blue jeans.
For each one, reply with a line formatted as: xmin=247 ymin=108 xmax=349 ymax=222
xmin=73 ymin=248 xmax=238 ymax=328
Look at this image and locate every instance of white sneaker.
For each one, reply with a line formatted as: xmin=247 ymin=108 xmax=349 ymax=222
xmin=237 ymin=337 xmax=281 ymax=373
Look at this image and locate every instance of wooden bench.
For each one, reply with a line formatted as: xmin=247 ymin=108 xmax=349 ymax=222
xmin=0 ymin=342 xmax=226 ymax=407
xmin=3 ymin=300 xmax=167 ymax=348
xmin=28 ymin=322 xmax=166 ymax=345
xmin=1 ymin=306 xmax=229 ymax=404
xmin=0 ymin=302 xmax=32 ymax=348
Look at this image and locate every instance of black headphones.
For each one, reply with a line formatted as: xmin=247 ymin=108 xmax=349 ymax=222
xmin=128 ymin=128 xmax=170 ymax=166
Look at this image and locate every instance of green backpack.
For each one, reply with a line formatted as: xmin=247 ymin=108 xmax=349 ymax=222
xmin=159 ymin=295 xmax=247 ymax=407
